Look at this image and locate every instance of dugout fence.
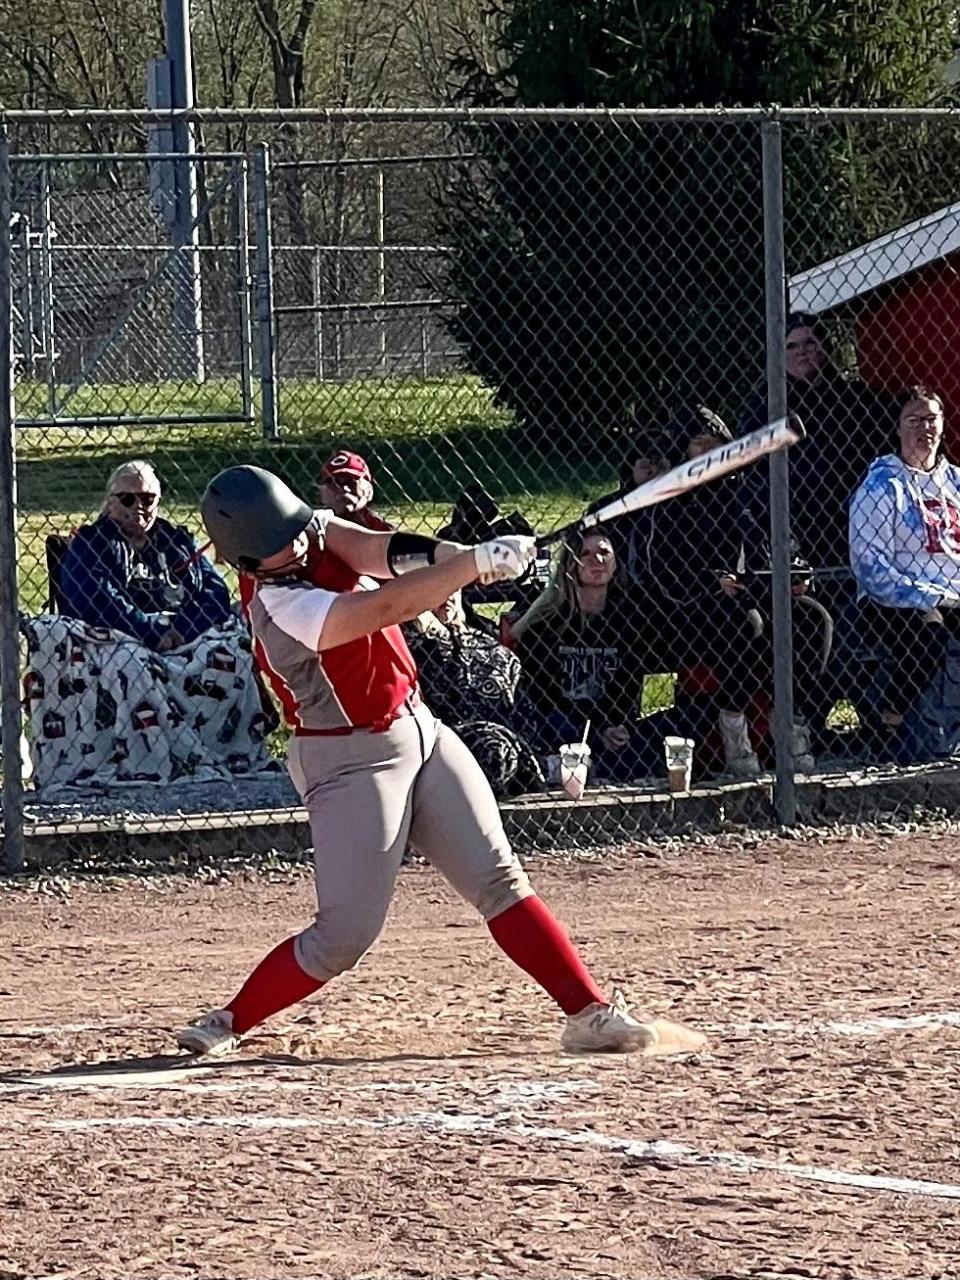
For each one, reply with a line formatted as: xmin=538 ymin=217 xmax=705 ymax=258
xmin=3 ymin=107 xmax=960 ymax=872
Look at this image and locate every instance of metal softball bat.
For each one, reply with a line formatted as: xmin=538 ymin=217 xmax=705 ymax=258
xmin=535 ymin=413 xmax=805 ymax=549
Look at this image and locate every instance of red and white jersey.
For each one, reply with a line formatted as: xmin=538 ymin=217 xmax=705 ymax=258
xmin=240 ymin=511 xmax=418 ymax=731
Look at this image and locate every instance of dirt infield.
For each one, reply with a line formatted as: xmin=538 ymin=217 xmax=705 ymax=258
xmin=2 ymin=831 xmax=960 ymax=1280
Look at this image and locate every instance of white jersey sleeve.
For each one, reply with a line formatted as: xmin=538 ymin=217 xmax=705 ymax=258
xmin=257 ymin=582 xmax=339 ymax=652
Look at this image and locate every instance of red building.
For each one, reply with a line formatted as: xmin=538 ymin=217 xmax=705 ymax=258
xmin=789 ymin=202 xmax=960 ymax=445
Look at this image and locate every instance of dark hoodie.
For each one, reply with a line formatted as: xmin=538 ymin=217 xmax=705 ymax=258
xmin=602 ymin=406 xmax=743 ymax=604
xmin=515 ymin=587 xmax=646 ymax=732
xmin=737 ymin=335 xmax=892 ymax=570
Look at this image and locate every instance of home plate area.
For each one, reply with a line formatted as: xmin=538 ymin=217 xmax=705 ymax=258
xmin=3 ymin=833 xmax=960 ymax=1280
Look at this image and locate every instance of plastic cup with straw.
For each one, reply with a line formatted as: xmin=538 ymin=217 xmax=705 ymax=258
xmin=560 ymin=718 xmax=591 ymax=801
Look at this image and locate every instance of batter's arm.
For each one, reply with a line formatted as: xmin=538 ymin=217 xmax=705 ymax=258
xmin=317 ymin=538 xmax=534 ymax=651
xmin=324 ymin=516 xmax=466 ymax=579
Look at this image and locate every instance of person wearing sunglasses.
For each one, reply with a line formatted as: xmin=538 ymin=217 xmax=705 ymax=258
xmin=59 ymin=459 xmax=231 ymax=652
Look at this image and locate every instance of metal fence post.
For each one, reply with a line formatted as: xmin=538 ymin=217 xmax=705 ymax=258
xmin=0 ymin=134 xmax=25 ymax=874
xmin=236 ymin=157 xmax=254 ymax=421
xmin=762 ymin=118 xmax=797 ymax=827
xmin=39 ymin=162 xmax=57 ymax=415
xmin=375 ymin=167 xmax=387 ymax=374
xmin=311 ymin=248 xmax=324 ymax=380
xmin=252 ymin=144 xmax=278 ymax=441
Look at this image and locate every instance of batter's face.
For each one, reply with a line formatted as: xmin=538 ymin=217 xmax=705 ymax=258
xmin=319 ymin=472 xmax=373 ymax=516
xmin=257 ymin=528 xmax=311 ymax=575
xmin=576 ymin=534 xmax=616 ymax=587
xmin=785 ymin=326 xmax=825 ymax=382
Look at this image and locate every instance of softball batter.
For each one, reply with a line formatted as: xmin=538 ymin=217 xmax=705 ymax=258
xmin=178 ymin=465 xmax=706 ymax=1058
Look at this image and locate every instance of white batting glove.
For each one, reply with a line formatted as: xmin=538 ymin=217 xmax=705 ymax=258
xmin=473 ymin=535 xmax=537 ymax=585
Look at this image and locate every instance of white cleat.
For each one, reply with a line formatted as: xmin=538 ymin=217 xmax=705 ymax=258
xmin=176 ymin=1008 xmax=239 ymax=1057
xmin=562 ymin=1000 xmax=707 ymax=1057
xmin=562 ymin=1001 xmax=658 ymax=1054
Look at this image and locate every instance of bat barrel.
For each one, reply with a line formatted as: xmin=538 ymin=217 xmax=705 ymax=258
xmin=533 ymin=414 xmax=804 ymax=549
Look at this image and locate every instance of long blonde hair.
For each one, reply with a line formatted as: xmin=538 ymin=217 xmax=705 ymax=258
xmin=511 ymin=531 xmax=609 ymax=642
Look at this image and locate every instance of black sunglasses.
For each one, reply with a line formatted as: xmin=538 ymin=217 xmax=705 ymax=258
xmin=112 ymin=491 xmax=159 ymax=509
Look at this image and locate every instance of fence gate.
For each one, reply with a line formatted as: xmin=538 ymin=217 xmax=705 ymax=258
xmin=10 ymin=152 xmax=255 ymax=429
xmin=269 ymin=146 xmax=463 ymax=397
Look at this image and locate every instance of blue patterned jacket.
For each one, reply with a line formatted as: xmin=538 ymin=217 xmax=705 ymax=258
xmin=849 ymin=454 xmax=960 ymax=611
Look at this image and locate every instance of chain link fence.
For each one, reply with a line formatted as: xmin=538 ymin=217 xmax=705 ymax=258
xmin=3 ymin=107 xmax=960 ymax=873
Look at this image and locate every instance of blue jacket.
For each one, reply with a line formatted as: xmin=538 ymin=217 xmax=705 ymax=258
xmin=850 ymin=454 xmax=960 ymax=611
xmin=59 ymin=514 xmax=232 ymax=649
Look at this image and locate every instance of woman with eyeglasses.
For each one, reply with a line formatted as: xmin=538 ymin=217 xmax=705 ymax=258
xmin=850 ymin=387 xmax=960 ymax=760
xmin=59 ymin=459 xmax=231 ymax=652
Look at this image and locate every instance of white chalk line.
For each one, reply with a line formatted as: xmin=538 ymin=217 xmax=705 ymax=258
xmin=6 ymin=1006 xmax=960 ymax=1043
xmin=0 ymin=1018 xmax=146 ymax=1036
xmin=0 ymin=1069 xmax=597 ymax=1102
xmin=726 ymin=1010 xmax=960 ymax=1037
xmin=22 ymin=1103 xmax=960 ymax=1202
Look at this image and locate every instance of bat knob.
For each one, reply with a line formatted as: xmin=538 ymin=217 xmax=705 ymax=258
xmin=787 ymin=411 xmax=807 ymax=441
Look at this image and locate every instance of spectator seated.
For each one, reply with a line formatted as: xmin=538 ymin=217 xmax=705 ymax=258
xmin=403 ymin=591 xmax=543 ymax=796
xmin=59 ymin=460 xmax=232 ymax=652
xmin=24 ymin=459 xmax=277 ymax=790
xmin=610 ymin=406 xmax=767 ymax=778
xmin=512 ymin=531 xmax=661 ymax=784
xmin=849 ymin=387 xmax=960 ymax=763
xmin=317 ymin=450 xmax=394 ymax=531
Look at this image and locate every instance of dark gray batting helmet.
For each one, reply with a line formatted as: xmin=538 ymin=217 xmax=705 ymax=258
xmin=201 ymin=465 xmax=314 ymax=569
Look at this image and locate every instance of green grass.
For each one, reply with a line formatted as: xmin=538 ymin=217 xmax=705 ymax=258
xmin=15 ymin=373 xmax=616 ymax=613
xmin=13 ymin=373 xmax=690 ymax=760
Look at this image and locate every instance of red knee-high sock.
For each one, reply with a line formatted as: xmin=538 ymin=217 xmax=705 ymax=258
xmin=226 ymin=936 xmax=325 ymax=1035
xmin=487 ymin=895 xmax=606 ymax=1016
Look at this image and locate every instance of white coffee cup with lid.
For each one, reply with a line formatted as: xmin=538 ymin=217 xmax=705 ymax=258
xmin=664 ymin=736 xmax=695 ymax=793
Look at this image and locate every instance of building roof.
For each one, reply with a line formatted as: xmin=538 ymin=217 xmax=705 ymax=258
xmin=788 ymin=200 xmax=960 ymax=315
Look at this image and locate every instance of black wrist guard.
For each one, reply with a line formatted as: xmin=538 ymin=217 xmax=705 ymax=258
xmin=387 ymin=531 xmax=441 ymax=576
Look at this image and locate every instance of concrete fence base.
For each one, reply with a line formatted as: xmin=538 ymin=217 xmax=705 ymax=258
xmin=7 ymin=761 xmax=960 ymax=872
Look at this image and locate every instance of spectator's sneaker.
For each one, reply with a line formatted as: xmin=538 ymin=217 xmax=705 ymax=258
xmin=561 ymin=997 xmax=707 ymax=1056
xmin=792 ymin=720 xmax=816 ymax=774
xmin=719 ymin=711 xmax=761 ymax=779
xmin=725 ymin=750 xmax=762 ymax=779
xmin=176 ymin=1008 xmax=238 ymax=1056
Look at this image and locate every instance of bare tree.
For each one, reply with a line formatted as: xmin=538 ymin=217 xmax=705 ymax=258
xmin=400 ymin=0 xmax=502 ymax=104
xmin=0 ymin=0 xmax=161 ymax=153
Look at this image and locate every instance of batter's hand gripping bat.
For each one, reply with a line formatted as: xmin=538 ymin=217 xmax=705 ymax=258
xmin=535 ymin=413 xmax=805 ymax=549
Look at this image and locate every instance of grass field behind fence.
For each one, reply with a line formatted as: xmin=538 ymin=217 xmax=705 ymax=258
xmin=14 ymin=372 xmax=678 ymax=718
xmin=16 ymin=373 xmax=604 ymax=602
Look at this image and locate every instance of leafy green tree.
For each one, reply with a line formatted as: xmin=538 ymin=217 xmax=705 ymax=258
xmin=442 ymin=1 xmax=958 ymax=442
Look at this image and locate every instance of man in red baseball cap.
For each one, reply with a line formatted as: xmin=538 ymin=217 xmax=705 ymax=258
xmin=318 ymin=450 xmax=393 ymax=531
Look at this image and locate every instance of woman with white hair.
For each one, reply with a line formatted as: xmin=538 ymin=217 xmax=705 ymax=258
xmin=59 ymin=459 xmax=231 ymax=651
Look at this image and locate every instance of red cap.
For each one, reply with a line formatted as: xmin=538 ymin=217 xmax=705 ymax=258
xmin=323 ymin=451 xmax=371 ymax=482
